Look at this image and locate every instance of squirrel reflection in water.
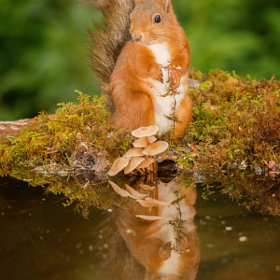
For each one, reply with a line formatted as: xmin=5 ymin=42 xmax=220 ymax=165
xmin=97 ymin=177 xmax=200 ymax=280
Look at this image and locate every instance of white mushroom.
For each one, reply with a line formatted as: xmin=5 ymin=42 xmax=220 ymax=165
xmin=142 ymin=141 xmax=169 ymax=172
xmin=139 ymin=184 xmax=155 ymax=191
xmin=136 ymin=200 xmax=151 ymax=207
xmin=142 ymin=141 xmax=169 ymax=156
xmin=145 ymin=197 xmax=170 ymax=207
xmin=124 ymin=157 xmax=145 ymax=174
xmin=132 ymin=126 xmax=159 ymax=138
xmin=125 ymin=183 xmax=147 ymax=199
xmin=108 ymin=157 xmax=130 ymax=176
xmin=135 ymin=215 xmax=163 ymax=221
xmin=137 ymin=157 xmax=154 ymax=173
xmin=122 ymin=148 xmax=144 ymax=158
xmin=132 ymin=136 xmax=157 ymax=148
xmin=109 ymin=181 xmax=136 ymax=198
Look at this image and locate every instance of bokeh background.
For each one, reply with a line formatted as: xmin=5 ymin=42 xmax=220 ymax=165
xmin=1 ymin=0 xmax=280 ymax=120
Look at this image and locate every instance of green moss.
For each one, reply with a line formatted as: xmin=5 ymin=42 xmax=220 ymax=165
xmin=174 ymin=69 xmax=280 ymax=172
xmin=0 ymin=91 xmax=133 ymax=176
xmin=0 ymin=70 xmax=279 ymax=216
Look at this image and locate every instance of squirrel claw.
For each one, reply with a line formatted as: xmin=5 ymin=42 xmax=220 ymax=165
xmin=150 ymin=64 xmax=163 ymax=83
xmin=176 ymin=231 xmax=189 ymax=252
xmin=158 ymin=241 xmax=172 ymax=260
xmin=169 ymin=66 xmax=181 ymax=90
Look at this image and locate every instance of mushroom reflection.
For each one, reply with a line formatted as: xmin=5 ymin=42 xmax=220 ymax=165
xmin=97 ymin=177 xmax=200 ymax=280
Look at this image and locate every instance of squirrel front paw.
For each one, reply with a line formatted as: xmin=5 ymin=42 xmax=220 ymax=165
xmin=168 ymin=65 xmax=181 ymax=90
xmin=149 ymin=64 xmax=163 ymax=83
xmin=158 ymin=241 xmax=172 ymax=260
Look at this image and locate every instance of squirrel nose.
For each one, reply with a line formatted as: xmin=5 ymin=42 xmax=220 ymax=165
xmin=133 ymin=34 xmax=142 ymax=42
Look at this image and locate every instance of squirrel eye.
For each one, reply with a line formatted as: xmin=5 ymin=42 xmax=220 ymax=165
xmin=154 ymin=15 xmax=161 ymax=23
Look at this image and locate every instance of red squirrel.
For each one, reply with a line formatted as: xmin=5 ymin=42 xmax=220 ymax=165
xmin=112 ymin=180 xmax=200 ymax=280
xmin=87 ymin=0 xmax=192 ymax=138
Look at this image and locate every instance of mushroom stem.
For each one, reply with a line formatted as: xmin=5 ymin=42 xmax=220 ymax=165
xmin=148 ymin=162 xmax=152 ymax=173
xmin=150 ymin=161 xmax=154 ymax=173
xmin=147 ymin=172 xmax=155 ymax=184
xmin=155 ymin=182 xmax=158 ymax=200
xmin=148 ymin=156 xmax=153 ymax=173
xmin=136 ymin=167 xmax=145 ymax=174
xmin=153 ymin=155 xmax=157 ymax=173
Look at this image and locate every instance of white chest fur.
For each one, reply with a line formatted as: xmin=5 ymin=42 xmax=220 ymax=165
xmin=148 ymin=43 xmax=171 ymax=68
xmin=147 ymin=43 xmax=186 ymax=135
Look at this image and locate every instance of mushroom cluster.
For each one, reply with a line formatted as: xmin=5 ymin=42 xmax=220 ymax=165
xmin=108 ymin=126 xmax=169 ymax=176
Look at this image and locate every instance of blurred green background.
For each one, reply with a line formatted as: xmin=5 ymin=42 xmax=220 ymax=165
xmin=1 ymin=0 xmax=279 ymax=120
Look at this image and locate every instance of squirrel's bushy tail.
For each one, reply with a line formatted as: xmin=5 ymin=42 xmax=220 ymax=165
xmin=81 ymin=0 xmax=134 ymax=113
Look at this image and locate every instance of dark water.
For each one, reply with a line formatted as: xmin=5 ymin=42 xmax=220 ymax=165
xmin=0 ymin=175 xmax=279 ymax=280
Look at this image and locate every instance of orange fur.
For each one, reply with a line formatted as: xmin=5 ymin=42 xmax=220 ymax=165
xmin=109 ymin=0 xmax=192 ymax=138
xmin=174 ymin=94 xmax=193 ymax=138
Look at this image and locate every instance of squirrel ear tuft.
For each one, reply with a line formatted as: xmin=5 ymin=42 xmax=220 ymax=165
xmin=165 ymin=0 xmax=171 ymax=13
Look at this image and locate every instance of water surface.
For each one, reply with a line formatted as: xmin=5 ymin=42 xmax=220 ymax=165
xmin=0 ymin=175 xmax=279 ymax=280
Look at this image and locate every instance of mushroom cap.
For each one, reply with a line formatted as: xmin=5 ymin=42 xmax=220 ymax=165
xmin=136 ymin=200 xmax=151 ymax=207
xmin=135 ymin=215 xmax=163 ymax=221
xmin=132 ymin=126 xmax=159 ymax=138
xmin=109 ymin=180 xmax=132 ymax=198
xmin=139 ymin=184 xmax=155 ymax=191
xmin=109 ymin=181 xmax=140 ymax=199
xmin=108 ymin=157 xmax=130 ymax=176
xmin=124 ymin=157 xmax=145 ymax=174
xmin=142 ymin=141 xmax=169 ymax=156
xmin=145 ymin=197 xmax=170 ymax=207
xmin=132 ymin=136 xmax=157 ymax=148
xmin=138 ymin=157 xmax=154 ymax=168
xmin=122 ymin=147 xmax=144 ymax=157
xmin=125 ymin=183 xmax=147 ymax=199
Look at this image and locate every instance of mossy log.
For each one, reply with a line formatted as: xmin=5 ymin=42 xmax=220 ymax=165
xmin=1 ymin=70 xmax=279 ymax=174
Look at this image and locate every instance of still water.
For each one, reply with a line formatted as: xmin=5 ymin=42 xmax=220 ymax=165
xmin=0 ymin=175 xmax=279 ymax=280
